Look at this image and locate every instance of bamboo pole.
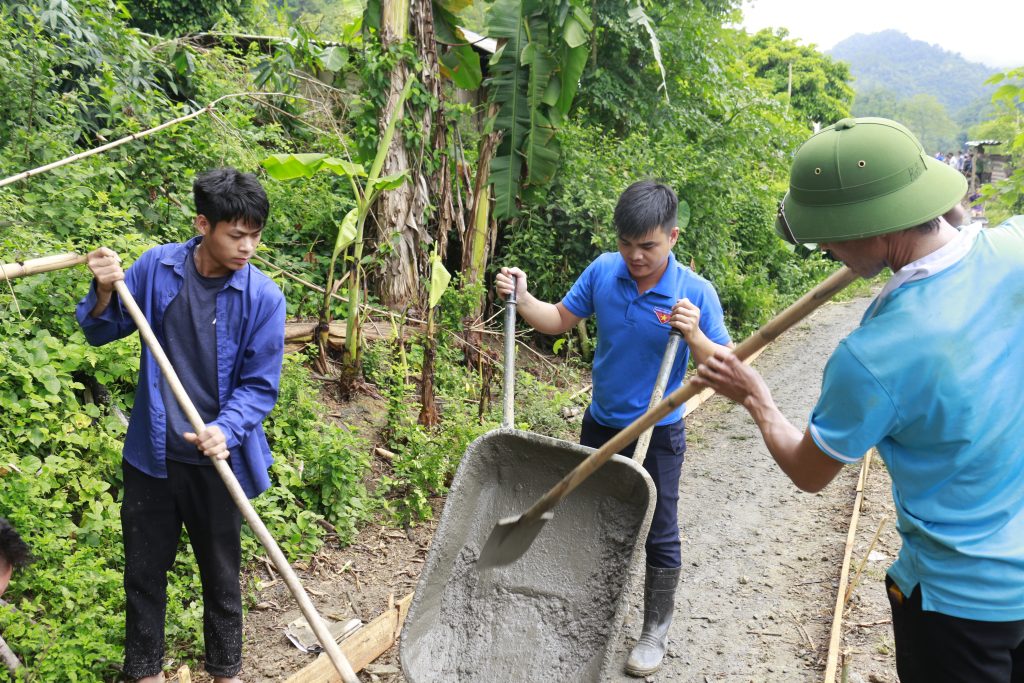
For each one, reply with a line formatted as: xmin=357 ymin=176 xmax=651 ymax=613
xmin=0 ymin=92 xmax=288 ymax=190
xmin=0 ymin=633 xmax=22 ymax=674
xmin=823 ymin=450 xmax=874 ymax=683
xmin=0 ymin=253 xmax=87 ymax=281
xmin=112 ymin=281 xmax=358 ymax=683
xmin=843 ymin=515 xmax=889 ymax=609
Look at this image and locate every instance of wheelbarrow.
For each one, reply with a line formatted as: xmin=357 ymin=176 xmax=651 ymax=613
xmin=399 ymin=283 xmax=660 ymax=682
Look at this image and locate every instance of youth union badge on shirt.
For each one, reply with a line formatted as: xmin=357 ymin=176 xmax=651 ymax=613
xmin=653 ymin=307 xmax=672 ymax=325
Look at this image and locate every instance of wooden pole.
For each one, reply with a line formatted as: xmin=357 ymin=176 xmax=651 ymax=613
xmin=0 ymin=92 xmax=287 ymax=190
xmin=823 ymin=450 xmax=873 ymax=683
xmin=0 ymin=253 xmax=87 ymax=281
xmin=112 ymin=281 xmax=359 ymax=683
xmin=0 ymin=633 xmax=22 ymax=674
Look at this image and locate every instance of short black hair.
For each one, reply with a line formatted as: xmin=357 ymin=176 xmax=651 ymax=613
xmin=193 ymin=168 xmax=269 ymax=232
xmin=613 ymin=180 xmax=678 ymax=239
xmin=0 ymin=518 xmax=32 ymax=569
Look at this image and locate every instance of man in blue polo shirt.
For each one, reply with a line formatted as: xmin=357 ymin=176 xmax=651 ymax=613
xmin=496 ymin=179 xmax=732 ymax=676
xmin=78 ymin=168 xmax=285 ymax=683
xmin=694 ymin=117 xmax=1024 ymax=682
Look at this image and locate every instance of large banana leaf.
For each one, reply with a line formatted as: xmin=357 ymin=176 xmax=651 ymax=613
xmin=486 ymin=0 xmax=532 ymax=219
xmin=484 ymin=0 xmax=593 ymax=219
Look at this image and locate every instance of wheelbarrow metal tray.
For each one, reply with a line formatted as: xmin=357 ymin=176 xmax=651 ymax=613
xmin=400 ymin=428 xmax=656 ymax=682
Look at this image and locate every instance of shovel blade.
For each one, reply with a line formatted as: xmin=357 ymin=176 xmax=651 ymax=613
xmin=476 ymin=510 xmax=555 ymax=571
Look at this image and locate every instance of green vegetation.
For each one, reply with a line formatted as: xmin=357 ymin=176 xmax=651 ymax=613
xmin=1 ymin=0 xmax=1017 ymax=679
xmin=973 ymin=68 xmax=1024 ymax=222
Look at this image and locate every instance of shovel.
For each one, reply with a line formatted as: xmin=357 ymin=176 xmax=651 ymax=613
xmin=1 ymin=253 xmax=359 ymax=682
xmin=631 ymin=329 xmax=682 ymax=466
xmin=477 ymin=265 xmax=859 ymax=569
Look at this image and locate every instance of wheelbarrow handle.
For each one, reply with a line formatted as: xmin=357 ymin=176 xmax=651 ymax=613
xmin=632 ymin=329 xmax=682 ymax=466
xmin=516 ymin=266 xmax=860 ymax=527
xmin=112 ymin=280 xmax=361 ymax=683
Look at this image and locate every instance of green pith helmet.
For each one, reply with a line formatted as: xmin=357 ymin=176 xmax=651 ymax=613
xmin=775 ymin=117 xmax=968 ymax=244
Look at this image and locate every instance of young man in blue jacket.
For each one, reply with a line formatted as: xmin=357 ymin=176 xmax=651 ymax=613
xmin=78 ymin=168 xmax=285 ymax=683
xmin=496 ymin=180 xmax=733 ymax=676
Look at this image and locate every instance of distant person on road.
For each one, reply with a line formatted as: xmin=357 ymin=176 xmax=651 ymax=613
xmin=693 ymin=117 xmax=1024 ymax=683
xmin=496 ymin=180 xmax=733 ymax=677
xmin=976 ymin=147 xmax=992 ymax=184
xmin=0 ymin=518 xmax=32 ymax=598
xmin=77 ymin=168 xmax=286 ymax=683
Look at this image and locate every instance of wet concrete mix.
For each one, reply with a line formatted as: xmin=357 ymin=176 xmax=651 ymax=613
xmin=400 ymin=430 xmax=654 ymax=682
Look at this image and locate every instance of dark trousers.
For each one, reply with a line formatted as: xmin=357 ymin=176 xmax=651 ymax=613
xmin=580 ymin=408 xmax=685 ymax=569
xmin=886 ymin=575 xmax=1024 ymax=682
xmin=121 ymin=460 xmax=243 ymax=679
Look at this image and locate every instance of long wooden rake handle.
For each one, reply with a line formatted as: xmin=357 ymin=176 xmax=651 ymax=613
xmin=513 ymin=266 xmax=860 ymax=527
xmin=111 ymin=281 xmax=359 ymax=682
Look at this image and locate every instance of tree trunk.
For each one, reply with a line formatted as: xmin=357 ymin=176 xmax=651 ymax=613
xmin=374 ymin=0 xmax=431 ymax=311
xmin=412 ymin=0 xmax=451 ymax=425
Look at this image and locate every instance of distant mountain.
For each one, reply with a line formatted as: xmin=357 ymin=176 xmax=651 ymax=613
xmin=828 ymin=30 xmax=997 ymax=123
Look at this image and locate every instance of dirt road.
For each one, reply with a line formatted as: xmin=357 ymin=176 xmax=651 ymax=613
xmin=606 ymin=294 xmax=901 ymax=683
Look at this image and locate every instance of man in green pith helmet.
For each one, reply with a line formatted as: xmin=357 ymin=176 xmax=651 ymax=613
xmin=693 ymin=117 xmax=1024 ymax=682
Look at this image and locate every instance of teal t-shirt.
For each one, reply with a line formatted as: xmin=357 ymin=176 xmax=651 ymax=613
xmin=562 ymin=252 xmax=731 ymax=428
xmin=809 ymin=217 xmax=1024 ymax=621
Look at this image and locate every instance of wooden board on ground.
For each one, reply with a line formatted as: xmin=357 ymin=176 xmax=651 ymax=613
xmin=286 ymin=592 xmax=414 ymax=683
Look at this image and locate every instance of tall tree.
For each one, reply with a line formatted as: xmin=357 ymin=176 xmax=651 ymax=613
xmin=742 ymin=28 xmax=853 ymax=128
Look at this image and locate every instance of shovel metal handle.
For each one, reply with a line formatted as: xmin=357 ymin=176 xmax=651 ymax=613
xmin=111 ymin=281 xmax=360 ymax=683
xmin=632 ymin=329 xmax=682 ymax=466
xmin=515 ymin=266 xmax=860 ymax=528
xmin=502 ymin=276 xmax=517 ymax=429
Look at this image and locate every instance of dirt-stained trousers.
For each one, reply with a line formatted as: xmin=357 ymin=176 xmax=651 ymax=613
xmin=580 ymin=407 xmax=686 ymax=569
xmin=121 ymin=460 xmax=243 ymax=679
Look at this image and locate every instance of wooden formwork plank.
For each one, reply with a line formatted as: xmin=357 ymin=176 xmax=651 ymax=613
xmin=823 ymin=450 xmax=874 ymax=682
xmin=286 ymin=592 xmax=414 ymax=683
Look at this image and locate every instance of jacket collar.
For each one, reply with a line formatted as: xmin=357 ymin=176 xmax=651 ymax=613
xmin=159 ymin=236 xmax=247 ymax=291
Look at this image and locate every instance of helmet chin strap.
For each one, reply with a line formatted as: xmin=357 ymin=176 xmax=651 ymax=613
xmin=777 ymin=193 xmax=799 ymax=245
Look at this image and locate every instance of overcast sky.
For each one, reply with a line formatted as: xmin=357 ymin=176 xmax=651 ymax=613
xmin=736 ymin=0 xmax=1024 ymax=69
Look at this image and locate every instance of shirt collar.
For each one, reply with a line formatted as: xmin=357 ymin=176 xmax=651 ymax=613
xmin=866 ymin=219 xmax=982 ymax=318
xmin=159 ymin=236 xmax=247 ymax=291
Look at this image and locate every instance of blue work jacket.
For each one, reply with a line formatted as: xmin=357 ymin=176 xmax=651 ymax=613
xmin=76 ymin=237 xmax=286 ymax=498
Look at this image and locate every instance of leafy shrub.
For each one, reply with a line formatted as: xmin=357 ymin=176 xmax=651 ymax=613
xmin=263 ymin=353 xmax=373 ymax=546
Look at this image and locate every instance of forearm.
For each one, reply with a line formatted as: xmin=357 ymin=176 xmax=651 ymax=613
xmin=89 ymin=285 xmax=114 ymax=317
xmin=516 ymin=292 xmax=575 ymax=335
xmin=686 ymin=331 xmax=730 ymax=367
xmin=745 ymin=395 xmax=839 ymax=492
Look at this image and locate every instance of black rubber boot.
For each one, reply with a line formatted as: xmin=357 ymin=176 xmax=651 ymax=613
xmin=625 ymin=564 xmax=681 ymax=677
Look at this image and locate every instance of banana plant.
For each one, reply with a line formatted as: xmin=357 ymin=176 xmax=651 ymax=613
xmin=262 ymin=79 xmax=414 ymax=379
xmin=485 ymin=0 xmax=594 ymax=219
xmin=418 ymin=246 xmax=452 ymax=426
